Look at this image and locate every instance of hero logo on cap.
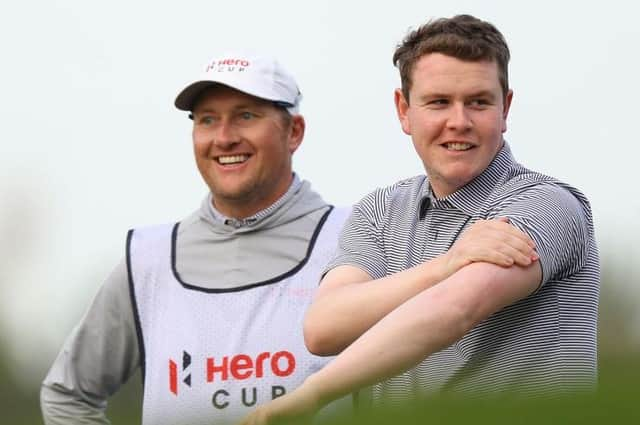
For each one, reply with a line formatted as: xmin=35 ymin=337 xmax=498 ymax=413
xmin=205 ymin=59 xmax=251 ymax=72
xmin=174 ymin=52 xmax=301 ymax=113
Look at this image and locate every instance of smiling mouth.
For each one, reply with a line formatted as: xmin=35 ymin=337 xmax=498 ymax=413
xmin=443 ymin=142 xmax=474 ymax=151
xmin=216 ymin=154 xmax=249 ymax=165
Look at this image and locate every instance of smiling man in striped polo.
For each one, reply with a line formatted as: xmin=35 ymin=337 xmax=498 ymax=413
xmin=240 ymin=14 xmax=600 ymax=424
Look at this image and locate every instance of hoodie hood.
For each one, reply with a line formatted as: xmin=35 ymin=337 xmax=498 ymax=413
xmin=174 ymin=176 xmax=332 ymax=289
xmin=197 ymin=176 xmax=328 ymax=236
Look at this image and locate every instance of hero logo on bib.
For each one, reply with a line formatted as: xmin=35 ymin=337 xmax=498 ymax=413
xmin=169 ymin=351 xmax=192 ymax=395
xmin=168 ymin=349 xmax=296 ymax=406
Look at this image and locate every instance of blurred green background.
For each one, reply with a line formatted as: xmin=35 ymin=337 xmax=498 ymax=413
xmin=2 ymin=258 xmax=638 ymax=424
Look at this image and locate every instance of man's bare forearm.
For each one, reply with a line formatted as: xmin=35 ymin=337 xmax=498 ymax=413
xmin=304 ymin=257 xmax=450 ymax=356
xmin=304 ymin=262 xmax=541 ymax=405
xmin=305 ymin=219 xmax=537 ymax=356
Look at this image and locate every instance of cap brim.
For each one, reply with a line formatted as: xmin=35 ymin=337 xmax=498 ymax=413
xmin=175 ymin=80 xmax=298 ymax=113
xmin=174 ymin=81 xmax=221 ymax=111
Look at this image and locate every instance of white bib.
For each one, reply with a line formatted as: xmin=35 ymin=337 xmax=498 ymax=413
xmin=128 ymin=207 xmax=350 ymax=425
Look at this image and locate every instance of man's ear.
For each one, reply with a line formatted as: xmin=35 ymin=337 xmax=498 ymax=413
xmin=288 ymin=115 xmax=305 ymax=154
xmin=394 ymin=89 xmax=411 ymax=135
xmin=501 ymin=89 xmax=513 ymax=133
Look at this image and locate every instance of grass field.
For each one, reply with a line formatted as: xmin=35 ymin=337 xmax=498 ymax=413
xmin=4 ymin=353 xmax=638 ymax=424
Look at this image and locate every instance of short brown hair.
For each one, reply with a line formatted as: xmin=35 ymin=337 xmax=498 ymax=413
xmin=276 ymin=106 xmax=293 ymax=129
xmin=393 ymin=14 xmax=510 ymax=102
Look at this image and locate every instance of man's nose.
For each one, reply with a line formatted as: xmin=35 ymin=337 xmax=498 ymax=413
xmin=446 ymin=103 xmax=472 ymax=131
xmin=213 ymin=121 xmax=240 ymax=149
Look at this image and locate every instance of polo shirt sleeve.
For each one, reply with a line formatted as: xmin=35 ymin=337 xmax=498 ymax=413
xmin=323 ymin=191 xmax=388 ymax=280
xmin=492 ymin=182 xmax=593 ymax=288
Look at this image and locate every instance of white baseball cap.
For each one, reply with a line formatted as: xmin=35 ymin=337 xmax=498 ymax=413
xmin=175 ymin=52 xmax=302 ymax=114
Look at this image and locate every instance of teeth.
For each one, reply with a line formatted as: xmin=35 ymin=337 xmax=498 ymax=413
xmin=445 ymin=142 xmax=473 ymax=151
xmin=217 ymin=155 xmax=248 ymax=164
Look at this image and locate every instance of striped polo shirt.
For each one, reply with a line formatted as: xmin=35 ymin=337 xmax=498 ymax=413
xmin=326 ymin=142 xmax=600 ymax=398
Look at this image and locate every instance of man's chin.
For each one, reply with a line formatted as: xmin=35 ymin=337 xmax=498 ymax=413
xmin=212 ymin=188 xmax=256 ymax=203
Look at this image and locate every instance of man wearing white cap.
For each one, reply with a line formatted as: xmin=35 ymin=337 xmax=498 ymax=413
xmin=39 ymin=52 xmax=352 ymax=425
xmin=40 ymin=50 xmax=539 ymax=425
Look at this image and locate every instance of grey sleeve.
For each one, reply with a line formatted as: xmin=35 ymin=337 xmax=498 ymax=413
xmin=40 ymin=258 xmax=140 ymax=425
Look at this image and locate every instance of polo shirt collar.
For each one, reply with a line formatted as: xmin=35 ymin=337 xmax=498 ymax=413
xmin=421 ymin=141 xmax=516 ymax=217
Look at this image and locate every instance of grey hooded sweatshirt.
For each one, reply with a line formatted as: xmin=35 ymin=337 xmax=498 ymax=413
xmin=41 ymin=176 xmax=333 ymax=424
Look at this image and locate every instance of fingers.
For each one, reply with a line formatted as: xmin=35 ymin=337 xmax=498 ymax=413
xmin=471 ymin=248 xmax=516 ymax=268
xmin=443 ymin=217 xmax=541 ymax=278
xmin=451 ymin=219 xmax=539 ymax=269
xmin=490 ymin=241 xmax=538 ymax=266
xmin=491 ymin=231 xmax=537 ymax=262
xmin=496 ymin=218 xmax=536 ymax=248
xmin=464 ymin=241 xmax=534 ymax=267
xmin=467 ymin=218 xmax=536 ymax=250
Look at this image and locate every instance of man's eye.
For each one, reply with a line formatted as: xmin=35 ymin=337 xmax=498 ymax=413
xmin=470 ymin=99 xmax=490 ymax=107
xmin=240 ymin=111 xmax=255 ymax=120
xmin=428 ymin=99 xmax=448 ymax=106
xmin=198 ymin=116 xmax=215 ymax=125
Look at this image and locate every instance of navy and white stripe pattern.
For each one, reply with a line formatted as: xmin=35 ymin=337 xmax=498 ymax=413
xmin=326 ymin=142 xmax=600 ymax=398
